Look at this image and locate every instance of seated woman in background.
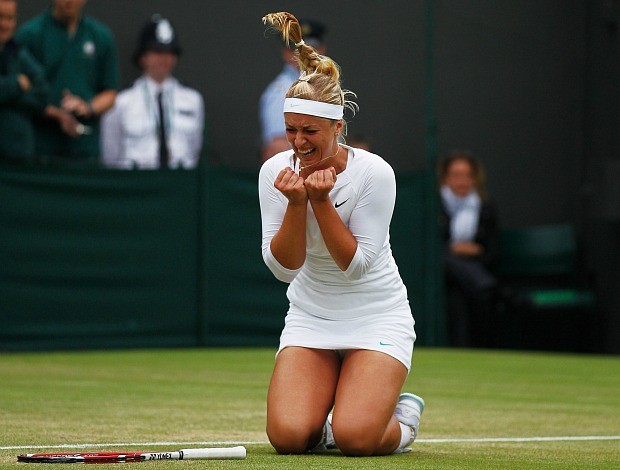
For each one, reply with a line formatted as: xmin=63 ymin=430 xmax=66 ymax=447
xmin=438 ymin=151 xmax=500 ymax=348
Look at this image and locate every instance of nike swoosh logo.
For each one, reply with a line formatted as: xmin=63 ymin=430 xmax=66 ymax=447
xmin=335 ymin=199 xmax=349 ymax=208
xmin=379 ymin=341 xmax=393 ymax=346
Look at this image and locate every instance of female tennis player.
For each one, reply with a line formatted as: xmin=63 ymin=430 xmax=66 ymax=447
xmin=259 ymin=12 xmax=424 ymax=457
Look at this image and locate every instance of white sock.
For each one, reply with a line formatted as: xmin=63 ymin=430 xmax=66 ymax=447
xmin=324 ymin=415 xmax=336 ymax=448
xmin=396 ymin=422 xmax=413 ymax=452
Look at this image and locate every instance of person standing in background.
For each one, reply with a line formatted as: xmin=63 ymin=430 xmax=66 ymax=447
xmin=259 ymin=18 xmax=327 ymax=162
xmin=101 ymin=14 xmax=204 ymax=169
xmin=15 ymin=0 xmax=119 ymax=161
xmin=0 ymin=0 xmax=48 ymax=160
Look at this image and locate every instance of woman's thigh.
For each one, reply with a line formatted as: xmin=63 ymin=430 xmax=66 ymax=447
xmin=266 ymin=347 xmax=341 ymax=452
xmin=332 ymin=349 xmax=409 ymax=454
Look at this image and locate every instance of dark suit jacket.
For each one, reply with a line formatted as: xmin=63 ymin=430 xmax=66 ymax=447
xmin=439 ymin=199 xmax=500 ymax=269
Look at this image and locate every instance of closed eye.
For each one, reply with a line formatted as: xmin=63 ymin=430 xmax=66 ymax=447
xmin=285 ymin=126 xmax=319 ymax=135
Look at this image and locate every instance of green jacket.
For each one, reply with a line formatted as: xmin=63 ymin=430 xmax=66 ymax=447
xmin=0 ymin=40 xmax=48 ymax=159
xmin=15 ymin=9 xmax=119 ymax=159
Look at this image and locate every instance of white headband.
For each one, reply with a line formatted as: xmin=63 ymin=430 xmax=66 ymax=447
xmin=283 ymin=98 xmax=344 ymax=120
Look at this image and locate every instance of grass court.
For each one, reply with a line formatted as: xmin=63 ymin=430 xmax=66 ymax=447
xmin=1 ymin=347 xmax=618 ymax=468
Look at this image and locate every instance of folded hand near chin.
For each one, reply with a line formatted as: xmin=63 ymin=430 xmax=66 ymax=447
xmin=304 ymin=167 xmax=337 ymax=202
xmin=274 ymin=167 xmax=308 ymax=206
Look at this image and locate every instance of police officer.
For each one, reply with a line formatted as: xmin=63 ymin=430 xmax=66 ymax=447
xmin=101 ymin=14 xmax=205 ymax=169
xmin=16 ymin=0 xmax=119 ymax=161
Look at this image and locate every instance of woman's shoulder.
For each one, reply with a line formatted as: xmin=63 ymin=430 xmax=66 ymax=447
xmin=347 ymin=145 xmax=390 ymax=164
xmin=265 ymin=149 xmax=294 ymax=164
xmin=347 ymin=146 xmax=394 ymax=178
xmin=259 ymin=150 xmax=294 ymax=176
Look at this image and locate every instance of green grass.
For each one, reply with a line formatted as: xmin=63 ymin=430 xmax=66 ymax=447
xmin=1 ymin=348 xmax=618 ymax=468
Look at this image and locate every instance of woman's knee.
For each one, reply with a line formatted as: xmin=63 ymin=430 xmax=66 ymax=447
xmin=332 ymin=422 xmax=383 ymax=457
xmin=266 ymin=419 xmax=320 ymax=454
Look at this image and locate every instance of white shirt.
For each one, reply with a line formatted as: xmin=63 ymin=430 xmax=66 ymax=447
xmin=101 ymin=76 xmax=204 ymax=169
xmin=440 ymin=185 xmax=481 ymax=242
xmin=258 ymin=146 xmax=410 ymax=320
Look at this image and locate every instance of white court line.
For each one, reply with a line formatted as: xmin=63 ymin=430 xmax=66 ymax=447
xmin=418 ymin=436 xmax=620 ymax=443
xmin=2 ymin=436 xmax=619 ymax=450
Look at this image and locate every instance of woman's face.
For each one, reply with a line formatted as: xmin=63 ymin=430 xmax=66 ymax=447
xmin=444 ymin=158 xmax=475 ymax=197
xmin=284 ymin=112 xmax=342 ymax=168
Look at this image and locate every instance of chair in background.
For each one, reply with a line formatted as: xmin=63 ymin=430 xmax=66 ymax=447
xmin=497 ymin=223 xmax=597 ymax=352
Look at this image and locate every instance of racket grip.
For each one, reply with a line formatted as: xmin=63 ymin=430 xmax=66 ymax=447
xmin=180 ymin=446 xmax=246 ymax=460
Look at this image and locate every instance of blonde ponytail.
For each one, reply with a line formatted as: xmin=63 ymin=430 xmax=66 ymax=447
xmin=263 ymin=11 xmax=358 ymax=119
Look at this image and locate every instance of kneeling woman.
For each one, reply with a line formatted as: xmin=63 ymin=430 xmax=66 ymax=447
xmin=259 ymin=12 xmax=425 ymax=457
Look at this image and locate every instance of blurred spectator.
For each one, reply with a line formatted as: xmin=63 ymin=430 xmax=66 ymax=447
xmin=15 ymin=0 xmax=119 ymax=161
xmin=259 ymin=18 xmax=326 ymax=162
xmin=0 ymin=0 xmax=48 ymax=160
xmin=438 ymin=151 xmax=500 ymax=348
xmin=101 ymin=14 xmax=204 ymax=169
xmin=347 ymin=133 xmax=372 ymax=151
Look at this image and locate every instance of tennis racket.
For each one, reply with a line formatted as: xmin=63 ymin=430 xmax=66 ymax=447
xmin=17 ymin=446 xmax=246 ymax=463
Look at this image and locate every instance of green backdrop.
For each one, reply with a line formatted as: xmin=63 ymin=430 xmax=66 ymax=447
xmin=0 ymin=162 xmax=444 ymax=351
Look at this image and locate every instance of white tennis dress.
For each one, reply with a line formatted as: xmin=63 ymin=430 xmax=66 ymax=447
xmin=258 ymin=146 xmax=415 ymax=370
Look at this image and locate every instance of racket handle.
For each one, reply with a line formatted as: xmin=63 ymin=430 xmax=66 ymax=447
xmin=180 ymin=446 xmax=246 ymax=460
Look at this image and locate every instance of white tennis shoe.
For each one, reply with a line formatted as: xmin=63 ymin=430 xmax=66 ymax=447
xmin=393 ymin=392 xmax=425 ymax=452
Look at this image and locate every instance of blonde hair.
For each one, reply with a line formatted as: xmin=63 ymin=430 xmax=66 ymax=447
xmin=262 ymin=12 xmax=358 ymax=122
